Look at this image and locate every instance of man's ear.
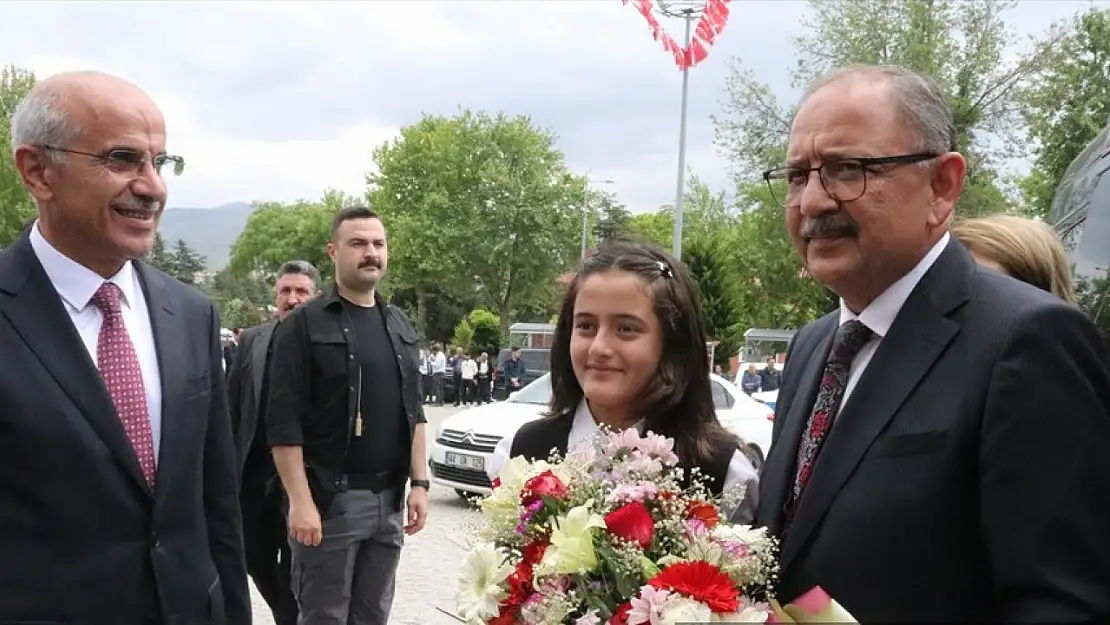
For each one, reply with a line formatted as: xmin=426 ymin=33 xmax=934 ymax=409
xmin=927 ymin=152 xmax=966 ymax=228
xmin=13 ymin=145 xmax=55 ymax=202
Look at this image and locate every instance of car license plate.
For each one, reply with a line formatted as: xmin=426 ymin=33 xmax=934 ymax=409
xmin=445 ymin=452 xmax=484 ymax=472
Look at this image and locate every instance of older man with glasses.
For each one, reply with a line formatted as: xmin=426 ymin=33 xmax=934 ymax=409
xmin=0 ymin=71 xmax=248 ymax=624
xmin=756 ymin=64 xmax=1110 ymax=621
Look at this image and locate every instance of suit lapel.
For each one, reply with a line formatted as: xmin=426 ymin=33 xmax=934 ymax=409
xmin=0 ymin=235 xmax=151 ymax=494
xmin=759 ymin=315 xmax=836 ymax=535
xmin=778 ymin=240 xmax=972 ymax=572
xmin=251 ymin=323 xmax=276 ymax=412
xmin=135 ymin=263 xmax=184 ymax=501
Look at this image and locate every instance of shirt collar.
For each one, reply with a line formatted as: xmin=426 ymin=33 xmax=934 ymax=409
xmin=838 ymin=232 xmax=950 ymax=337
xmin=28 ymin=220 xmax=139 ymax=312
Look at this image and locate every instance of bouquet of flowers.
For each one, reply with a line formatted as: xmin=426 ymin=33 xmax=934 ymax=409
xmin=455 ymin=428 xmax=857 ymax=625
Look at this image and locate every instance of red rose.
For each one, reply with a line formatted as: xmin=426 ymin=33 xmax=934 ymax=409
xmin=521 ymin=541 xmax=548 ymax=568
xmin=604 ymin=502 xmax=655 ymax=549
xmin=609 ymin=601 xmax=632 ymax=625
xmin=521 ymin=470 xmax=569 ymax=508
xmin=686 ymin=501 xmax=721 ymax=529
xmin=491 ymin=476 xmax=502 ymax=490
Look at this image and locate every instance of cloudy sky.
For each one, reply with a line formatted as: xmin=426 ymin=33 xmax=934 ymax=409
xmin=2 ymin=0 xmax=1100 ymax=214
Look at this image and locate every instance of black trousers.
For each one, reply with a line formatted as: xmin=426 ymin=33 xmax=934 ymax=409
xmin=241 ymin=455 xmax=298 ymax=625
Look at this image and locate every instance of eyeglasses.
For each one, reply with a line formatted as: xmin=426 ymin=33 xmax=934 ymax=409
xmin=36 ymin=145 xmax=186 ymax=177
xmin=762 ymin=152 xmax=938 ymax=208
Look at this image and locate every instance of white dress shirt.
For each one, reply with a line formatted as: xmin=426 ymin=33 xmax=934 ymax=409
xmin=488 ymin=399 xmax=760 ymax=522
xmin=837 ymin=232 xmax=950 ymax=407
xmin=29 ymin=222 xmax=163 ymax=462
xmin=461 ymin=359 xmax=478 ymax=381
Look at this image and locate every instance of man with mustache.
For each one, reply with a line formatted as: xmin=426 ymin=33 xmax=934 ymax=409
xmin=0 ymin=71 xmax=249 ymax=623
xmin=228 ymin=259 xmax=320 ymax=625
xmin=756 ymin=64 xmax=1110 ymax=621
xmin=267 ymin=206 xmax=428 ymax=625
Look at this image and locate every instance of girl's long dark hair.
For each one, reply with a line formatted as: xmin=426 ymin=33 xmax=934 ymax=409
xmin=546 ymin=239 xmax=737 ymax=469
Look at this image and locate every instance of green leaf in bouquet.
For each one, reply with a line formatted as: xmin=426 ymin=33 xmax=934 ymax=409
xmin=540 ymin=495 xmax=567 ymax=514
xmin=584 ymin=593 xmax=616 ymax=619
xmin=639 ymin=555 xmax=661 ymax=580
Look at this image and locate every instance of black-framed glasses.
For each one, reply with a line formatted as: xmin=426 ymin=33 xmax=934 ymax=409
xmin=762 ymin=152 xmax=938 ymax=208
xmin=36 ymin=145 xmax=186 ymax=177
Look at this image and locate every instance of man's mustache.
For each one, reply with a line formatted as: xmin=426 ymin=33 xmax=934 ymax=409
xmin=358 ymin=259 xmax=382 ymax=270
xmin=801 ymin=215 xmax=859 ymax=239
xmin=112 ymin=196 xmax=161 ymax=213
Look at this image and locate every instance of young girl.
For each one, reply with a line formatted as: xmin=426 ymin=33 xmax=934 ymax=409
xmin=487 ymin=240 xmax=759 ymax=522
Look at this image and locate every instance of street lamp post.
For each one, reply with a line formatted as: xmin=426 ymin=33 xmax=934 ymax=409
xmin=658 ymin=0 xmax=705 ymax=261
xmin=582 ymin=177 xmax=615 ymax=260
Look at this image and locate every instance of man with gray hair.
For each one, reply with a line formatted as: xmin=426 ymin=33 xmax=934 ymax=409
xmin=0 ymin=71 xmax=249 ymax=623
xmin=228 ymin=259 xmax=320 ymax=625
xmin=756 ymin=64 xmax=1110 ymax=620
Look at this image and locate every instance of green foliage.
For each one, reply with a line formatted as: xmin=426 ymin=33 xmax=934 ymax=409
xmin=170 ymin=238 xmax=206 ymax=284
xmin=682 ymin=235 xmax=740 ymax=367
xmin=713 ymin=0 xmax=1064 ymax=215
xmin=1018 ymin=8 xmax=1110 ymax=218
xmin=449 ymin=309 xmax=502 ymax=356
xmin=467 ymin=309 xmax=502 ymax=356
xmin=208 ymin=266 xmax=274 ymax=329
xmin=0 ymin=65 xmax=37 ymax=246
xmin=228 ymin=198 xmax=335 ymax=282
xmin=450 ymin=319 xmax=474 ymax=352
xmin=591 ymin=191 xmax=633 ymax=246
xmin=367 ymin=109 xmax=582 ymax=337
xmin=1076 ymin=271 xmax=1110 ymax=350
xmin=144 ymin=232 xmax=208 ymax=285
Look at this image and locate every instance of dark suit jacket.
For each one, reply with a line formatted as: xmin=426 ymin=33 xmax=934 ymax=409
xmin=0 ymin=233 xmax=251 ymax=625
xmin=757 ymin=238 xmax=1110 ymax=621
xmin=228 ymin=322 xmax=276 ymax=472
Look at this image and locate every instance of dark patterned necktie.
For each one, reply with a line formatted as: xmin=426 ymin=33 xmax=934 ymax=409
xmin=790 ymin=319 xmax=873 ymax=504
xmin=92 ymin=283 xmax=157 ymax=488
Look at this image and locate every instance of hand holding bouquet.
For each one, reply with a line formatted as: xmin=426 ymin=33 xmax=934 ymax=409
xmin=455 ymin=428 xmax=858 ymax=624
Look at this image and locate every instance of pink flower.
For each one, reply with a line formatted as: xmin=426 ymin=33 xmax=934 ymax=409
xmin=627 ymin=585 xmax=671 ymax=625
xmin=607 ymin=481 xmax=660 ymax=505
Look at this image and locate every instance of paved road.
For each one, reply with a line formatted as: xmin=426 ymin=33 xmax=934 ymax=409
xmin=250 ymin=404 xmax=476 ymax=624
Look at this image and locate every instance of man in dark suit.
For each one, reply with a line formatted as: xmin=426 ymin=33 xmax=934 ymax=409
xmin=756 ymin=64 xmax=1110 ymax=621
xmin=0 ymin=71 xmax=249 ymax=624
xmin=228 ymin=260 xmax=320 ymax=625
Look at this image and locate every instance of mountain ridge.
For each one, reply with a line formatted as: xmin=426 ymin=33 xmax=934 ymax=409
xmin=157 ymin=202 xmax=254 ymax=270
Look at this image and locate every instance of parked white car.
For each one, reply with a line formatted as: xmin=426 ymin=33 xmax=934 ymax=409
xmin=429 ymin=373 xmax=774 ymax=498
xmin=751 ymin=389 xmax=779 ymax=411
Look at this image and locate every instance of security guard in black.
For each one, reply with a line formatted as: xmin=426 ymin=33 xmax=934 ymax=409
xmin=266 ymin=285 xmax=425 ymax=511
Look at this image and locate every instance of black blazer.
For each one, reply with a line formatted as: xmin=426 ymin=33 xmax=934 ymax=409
xmin=757 ymin=237 xmax=1110 ymax=621
xmin=228 ymin=321 xmax=277 ymax=472
xmin=0 ymin=233 xmax=251 ymax=625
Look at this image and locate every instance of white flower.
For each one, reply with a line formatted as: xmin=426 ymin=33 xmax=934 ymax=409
xmin=456 ymin=542 xmax=513 ymax=623
xmin=710 ymin=605 xmax=771 ymax=622
xmin=659 ymin=596 xmax=713 ymax=625
xmin=575 ymin=609 xmax=603 ymax=625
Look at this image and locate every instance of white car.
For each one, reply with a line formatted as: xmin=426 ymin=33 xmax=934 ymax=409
xmin=429 ymin=373 xmax=774 ymax=498
xmin=751 ymin=389 xmax=779 ymax=411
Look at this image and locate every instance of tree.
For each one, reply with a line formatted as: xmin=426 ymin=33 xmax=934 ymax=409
xmin=730 ymin=182 xmax=837 ymax=331
xmin=391 ymin=286 xmax=478 ymax=345
xmin=169 ymin=239 xmax=206 ymax=285
xmin=145 ymin=232 xmax=175 ymax=275
xmin=228 ymin=198 xmax=334 ymax=282
xmin=450 ymin=318 xmax=474 ymax=352
xmin=713 ymin=0 xmax=1066 ymax=216
xmin=682 ymin=235 xmax=740 ymax=367
xmin=367 ymin=109 xmax=582 ymax=337
xmin=591 ymin=192 xmax=632 ymax=245
xmin=627 ymin=175 xmax=733 ymax=252
xmin=0 ymin=65 xmax=36 ymax=246
xmin=467 ymin=309 xmax=502 ymax=357
xmin=208 ymin=266 xmax=274 ymax=329
xmin=1018 ymin=8 xmax=1110 ymax=218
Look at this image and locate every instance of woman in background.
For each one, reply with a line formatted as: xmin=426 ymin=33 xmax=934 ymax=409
xmin=952 ymin=214 xmax=1077 ymax=304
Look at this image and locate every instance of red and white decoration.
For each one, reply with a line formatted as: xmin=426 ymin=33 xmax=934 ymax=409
xmin=620 ymin=0 xmax=732 ymax=70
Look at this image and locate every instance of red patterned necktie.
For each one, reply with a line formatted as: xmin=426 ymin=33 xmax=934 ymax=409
xmin=92 ymin=282 xmax=157 ymax=488
xmin=790 ymin=319 xmax=873 ymax=506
